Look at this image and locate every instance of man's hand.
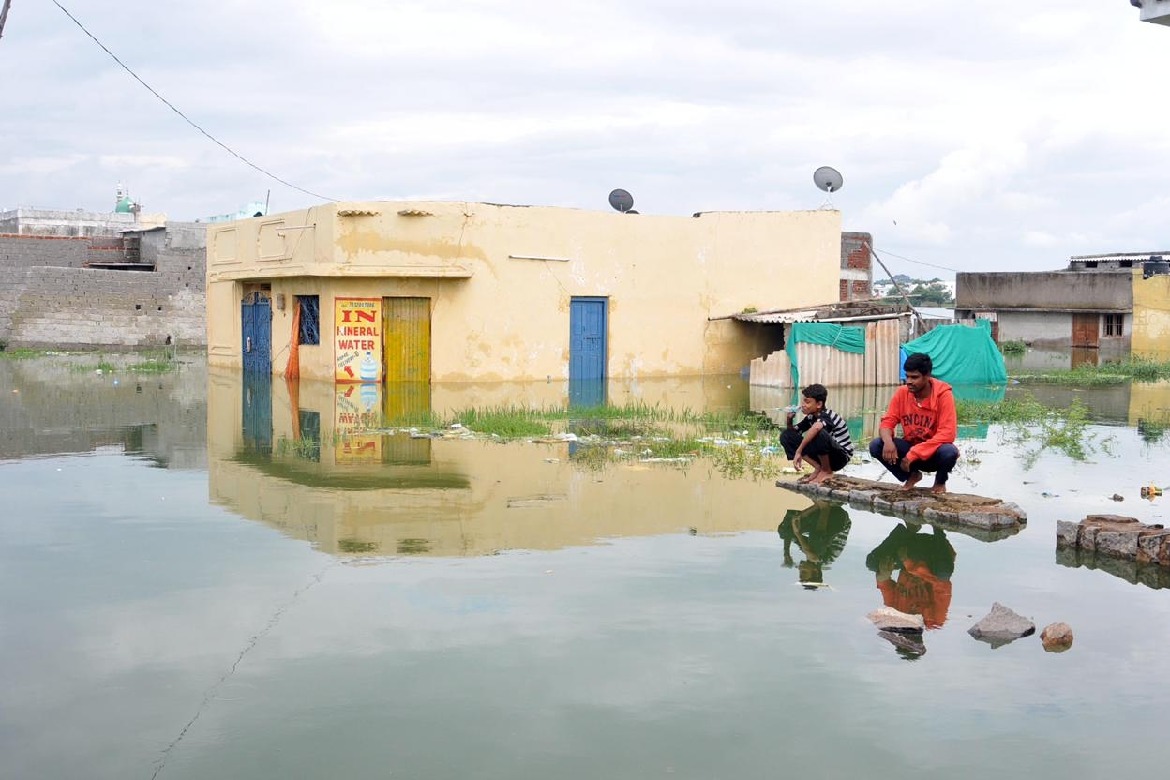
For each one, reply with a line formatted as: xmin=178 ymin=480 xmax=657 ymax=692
xmin=882 ymin=441 xmax=898 ymax=465
xmin=899 ymin=456 xmax=914 ymax=472
xmin=792 ymin=452 xmax=804 ymax=471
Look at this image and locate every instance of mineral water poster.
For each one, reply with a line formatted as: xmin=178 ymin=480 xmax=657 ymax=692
xmin=334 ymin=382 xmax=383 ymax=464
xmin=334 ymin=297 xmax=382 ymax=383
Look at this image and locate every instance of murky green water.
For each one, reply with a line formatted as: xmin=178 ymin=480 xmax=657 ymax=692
xmin=3 ymin=355 xmax=1170 ymax=779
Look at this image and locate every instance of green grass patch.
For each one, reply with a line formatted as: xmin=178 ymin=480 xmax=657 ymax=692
xmin=0 ymin=348 xmax=41 ymax=360
xmin=128 ymin=358 xmax=177 ymax=373
xmin=452 ymin=406 xmax=554 ymax=438
xmin=1016 ymin=357 xmax=1170 ymax=385
xmin=999 ymin=339 xmax=1027 ymax=355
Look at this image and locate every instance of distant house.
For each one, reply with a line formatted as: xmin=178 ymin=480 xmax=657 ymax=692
xmin=206 ymin=200 xmax=843 ymax=383
xmin=1132 ymin=0 xmax=1170 ymax=26
xmin=955 ymin=252 xmax=1170 ymax=356
xmin=0 ymin=204 xmax=205 ymax=349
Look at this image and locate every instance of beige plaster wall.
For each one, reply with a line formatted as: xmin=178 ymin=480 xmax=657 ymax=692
xmin=1132 ymin=272 xmax=1170 ymax=359
xmin=208 ymin=201 xmax=841 ymax=381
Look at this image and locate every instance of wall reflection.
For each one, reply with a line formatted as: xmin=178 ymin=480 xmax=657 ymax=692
xmin=208 ymin=369 xmax=809 ymax=557
xmin=0 ymin=353 xmax=206 ymax=467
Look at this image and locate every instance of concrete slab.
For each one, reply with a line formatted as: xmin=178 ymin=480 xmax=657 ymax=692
xmin=776 ymin=475 xmax=1026 ymax=539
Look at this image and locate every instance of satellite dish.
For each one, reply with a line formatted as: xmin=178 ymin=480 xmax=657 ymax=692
xmin=608 ymin=188 xmax=635 ymax=213
xmin=813 ymin=166 xmax=844 ymax=193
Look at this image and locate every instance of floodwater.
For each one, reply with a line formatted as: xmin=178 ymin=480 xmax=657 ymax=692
xmin=3 ymin=354 xmax=1170 ymax=779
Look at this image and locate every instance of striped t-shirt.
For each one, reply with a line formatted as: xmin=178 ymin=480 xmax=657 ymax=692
xmin=797 ymin=409 xmax=854 ymax=457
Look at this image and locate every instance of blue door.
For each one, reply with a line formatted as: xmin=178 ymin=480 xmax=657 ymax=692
xmin=242 ymin=371 xmax=273 ymax=454
xmin=570 ymin=297 xmax=607 ymax=407
xmin=241 ymin=293 xmax=272 ymax=374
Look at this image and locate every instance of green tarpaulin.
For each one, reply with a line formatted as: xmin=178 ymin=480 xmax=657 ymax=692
xmin=902 ymin=321 xmax=1007 ymax=385
xmin=785 ymin=322 xmax=866 ymax=397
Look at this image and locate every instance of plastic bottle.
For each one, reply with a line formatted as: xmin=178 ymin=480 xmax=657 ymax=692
xmin=358 ymin=351 xmax=378 ymax=381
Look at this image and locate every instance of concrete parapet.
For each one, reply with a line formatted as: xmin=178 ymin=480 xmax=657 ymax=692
xmin=777 ymin=475 xmax=1027 ymax=538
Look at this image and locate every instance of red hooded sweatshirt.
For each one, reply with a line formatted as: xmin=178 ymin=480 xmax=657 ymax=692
xmin=879 ymin=378 xmax=957 ymax=463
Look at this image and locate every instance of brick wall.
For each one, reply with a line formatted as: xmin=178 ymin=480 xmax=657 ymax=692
xmin=0 ymin=234 xmax=91 ymax=268
xmin=839 ymin=232 xmax=873 ymax=302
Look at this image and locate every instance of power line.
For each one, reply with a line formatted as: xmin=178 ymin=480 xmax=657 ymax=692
xmin=871 ymin=246 xmax=962 ymax=275
xmin=50 ymin=0 xmax=337 ymax=203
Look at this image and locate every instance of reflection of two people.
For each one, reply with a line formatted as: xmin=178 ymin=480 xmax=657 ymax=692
xmin=777 ymin=502 xmax=851 ymax=590
xmin=866 ymin=521 xmax=956 ymax=630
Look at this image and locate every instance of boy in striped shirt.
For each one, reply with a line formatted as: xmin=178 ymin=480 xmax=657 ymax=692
xmin=780 ymin=383 xmax=854 ymax=485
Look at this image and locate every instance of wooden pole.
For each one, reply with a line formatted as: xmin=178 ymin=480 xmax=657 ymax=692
xmin=0 ymin=1 xmax=13 ymax=42
xmin=863 ymin=239 xmax=921 ymax=338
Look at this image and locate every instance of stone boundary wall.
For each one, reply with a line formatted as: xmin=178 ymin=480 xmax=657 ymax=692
xmin=0 ymin=226 xmax=208 ymax=348
xmin=6 ymin=266 xmax=206 ymax=349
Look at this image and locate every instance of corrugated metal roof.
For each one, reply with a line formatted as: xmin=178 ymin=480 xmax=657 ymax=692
xmin=732 ymin=310 xmax=908 ymax=325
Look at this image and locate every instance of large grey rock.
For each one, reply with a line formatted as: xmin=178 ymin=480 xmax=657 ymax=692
xmin=867 ymin=606 xmax=925 ymax=633
xmin=967 ymin=602 xmax=1036 ymax=648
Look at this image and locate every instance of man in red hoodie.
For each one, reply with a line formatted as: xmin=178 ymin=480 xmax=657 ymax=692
xmin=868 ymin=352 xmax=959 ymax=494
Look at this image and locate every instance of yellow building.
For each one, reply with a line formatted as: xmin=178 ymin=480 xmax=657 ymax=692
xmin=206 ymin=201 xmax=841 ymax=383
xmin=1131 ymin=271 xmax=1170 ymax=360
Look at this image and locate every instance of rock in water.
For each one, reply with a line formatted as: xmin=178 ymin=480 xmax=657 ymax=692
xmin=1041 ymin=622 xmax=1074 ymax=652
xmin=878 ymin=630 xmax=927 ymax=658
xmin=967 ymin=602 xmax=1036 ymax=648
xmin=867 ymin=606 xmax=925 ymax=633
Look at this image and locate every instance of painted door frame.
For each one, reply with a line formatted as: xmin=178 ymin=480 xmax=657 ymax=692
xmin=570 ymin=297 xmax=608 ymax=382
xmin=383 ymin=296 xmax=431 ymax=383
xmin=241 ymin=292 xmax=272 ymax=374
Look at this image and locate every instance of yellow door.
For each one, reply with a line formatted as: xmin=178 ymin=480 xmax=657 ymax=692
xmin=383 ymin=297 xmax=431 ymax=382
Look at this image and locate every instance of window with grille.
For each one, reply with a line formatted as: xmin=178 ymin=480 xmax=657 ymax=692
xmin=297 ymin=295 xmax=320 ymax=345
xmin=1104 ymin=314 xmax=1124 ymax=337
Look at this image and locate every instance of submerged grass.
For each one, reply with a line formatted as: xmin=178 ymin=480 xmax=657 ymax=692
xmin=451 ymin=406 xmax=554 ymax=438
xmin=1000 ymin=339 xmax=1027 ymax=355
xmin=958 ymin=393 xmax=1110 ymax=464
xmin=0 ymin=348 xmax=41 ymax=360
xmin=1016 ymin=357 xmax=1170 ymax=385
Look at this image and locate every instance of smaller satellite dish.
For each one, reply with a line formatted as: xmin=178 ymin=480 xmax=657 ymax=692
xmin=813 ymin=166 xmax=844 ymax=193
xmin=608 ymin=188 xmax=635 ymax=213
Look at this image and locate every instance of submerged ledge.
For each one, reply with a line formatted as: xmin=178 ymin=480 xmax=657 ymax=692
xmin=776 ymin=475 xmax=1027 ymax=537
xmin=1056 ymin=515 xmax=1170 ymax=568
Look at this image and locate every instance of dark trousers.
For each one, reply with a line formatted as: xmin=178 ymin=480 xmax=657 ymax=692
xmin=781 ymin=428 xmax=850 ymax=472
xmin=867 ymin=438 xmax=960 ymax=485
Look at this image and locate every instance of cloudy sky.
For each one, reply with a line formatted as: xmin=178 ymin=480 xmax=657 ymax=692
xmin=2 ymin=0 xmax=1168 ymax=276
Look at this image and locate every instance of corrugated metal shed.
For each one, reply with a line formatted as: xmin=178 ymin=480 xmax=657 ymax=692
xmin=748 ymin=318 xmax=902 ymax=389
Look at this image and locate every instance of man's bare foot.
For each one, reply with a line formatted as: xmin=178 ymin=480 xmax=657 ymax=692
xmin=903 ymin=471 xmax=923 ymax=489
xmin=797 ymin=469 xmax=820 ymax=484
xmin=808 ymin=471 xmax=831 ymax=485
xmin=930 ymin=482 xmax=947 ymax=494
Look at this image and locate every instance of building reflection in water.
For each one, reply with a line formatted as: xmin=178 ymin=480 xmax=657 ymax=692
xmin=209 ymin=370 xmax=808 ymax=557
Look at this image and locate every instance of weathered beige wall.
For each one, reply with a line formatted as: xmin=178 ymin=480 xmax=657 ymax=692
xmin=207 ymin=201 xmax=841 ymax=381
xmin=1132 ymin=272 xmax=1170 ymax=359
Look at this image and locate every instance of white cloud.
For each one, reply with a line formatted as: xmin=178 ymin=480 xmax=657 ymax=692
xmin=0 ymin=0 xmax=1168 ymax=270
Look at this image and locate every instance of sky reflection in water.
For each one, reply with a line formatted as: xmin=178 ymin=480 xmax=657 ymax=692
xmin=2 ymin=356 xmax=1170 ymax=779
